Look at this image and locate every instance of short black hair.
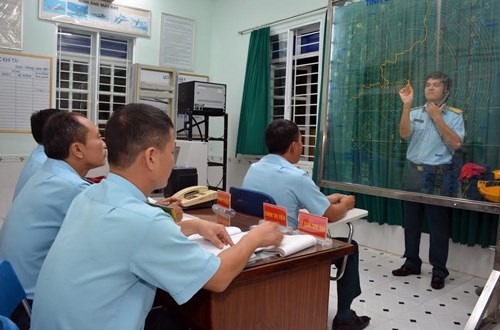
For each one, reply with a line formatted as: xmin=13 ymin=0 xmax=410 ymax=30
xmin=264 ymin=119 xmax=300 ymax=154
xmin=105 ymin=103 xmax=174 ymax=169
xmin=425 ymin=71 xmax=451 ymax=92
xmin=31 ymin=108 xmax=60 ymax=144
xmin=44 ymin=112 xmax=87 ymax=160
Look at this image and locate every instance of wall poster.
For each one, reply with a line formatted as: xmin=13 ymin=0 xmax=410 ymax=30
xmin=160 ymin=13 xmax=195 ymax=72
xmin=0 ymin=0 xmax=23 ymax=50
xmin=39 ymin=0 xmax=151 ymax=37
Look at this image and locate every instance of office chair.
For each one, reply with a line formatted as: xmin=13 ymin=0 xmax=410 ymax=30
xmin=328 ymin=221 xmax=354 ymax=281
xmin=229 ymin=186 xmax=277 ymax=218
xmin=0 ymin=259 xmax=31 ymax=319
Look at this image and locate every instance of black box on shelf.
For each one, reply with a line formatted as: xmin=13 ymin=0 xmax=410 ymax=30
xmin=178 ymin=81 xmax=226 ymax=115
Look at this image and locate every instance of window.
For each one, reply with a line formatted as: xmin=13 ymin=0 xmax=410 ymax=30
xmin=56 ymin=27 xmax=133 ymax=131
xmin=270 ymin=23 xmax=321 ymax=162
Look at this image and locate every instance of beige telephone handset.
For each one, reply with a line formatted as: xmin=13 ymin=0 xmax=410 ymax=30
xmin=172 ymin=185 xmax=218 ymax=207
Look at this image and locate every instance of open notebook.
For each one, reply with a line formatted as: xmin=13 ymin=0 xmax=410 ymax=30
xmin=188 ymin=226 xmax=318 ymax=257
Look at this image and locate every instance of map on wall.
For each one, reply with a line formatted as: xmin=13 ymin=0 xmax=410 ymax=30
xmin=323 ymin=0 xmax=499 ymax=200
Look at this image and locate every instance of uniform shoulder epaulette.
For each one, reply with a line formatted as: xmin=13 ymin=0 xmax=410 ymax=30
xmin=447 ymin=106 xmax=463 ymax=114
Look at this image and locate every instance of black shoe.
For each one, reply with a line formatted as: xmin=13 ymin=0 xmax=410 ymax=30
xmin=392 ymin=265 xmax=421 ymax=277
xmin=332 ymin=310 xmax=370 ymax=330
xmin=431 ymin=276 xmax=445 ymax=290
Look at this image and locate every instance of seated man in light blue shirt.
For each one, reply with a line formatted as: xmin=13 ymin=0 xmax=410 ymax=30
xmin=31 ymin=103 xmax=282 ymax=330
xmin=12 ymin=108 xmax=60 ymax=200
xmin=243 ymin=119 xmax=369 ymax=330
xmin=0 ymin=111 xmax=107 ymax=330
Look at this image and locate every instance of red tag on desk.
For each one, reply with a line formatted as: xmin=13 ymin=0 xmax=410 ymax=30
xmin=263 ymin=203 xmax=287 ymax=227
xmin=298 ymin=211 xmax=327 ymax=240
xmin=217 ymin=190 xmax=231 ymax=209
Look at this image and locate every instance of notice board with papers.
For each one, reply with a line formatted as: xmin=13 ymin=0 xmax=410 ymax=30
xmin=0 ymin=52 xmax=52 ymax=132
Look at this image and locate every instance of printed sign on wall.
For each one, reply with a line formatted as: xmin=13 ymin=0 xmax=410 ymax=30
xmin=39 ymin=0 xmax=151 ymax=37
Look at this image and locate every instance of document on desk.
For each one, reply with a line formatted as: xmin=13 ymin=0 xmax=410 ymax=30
xmin=189 ymin=227 xmax=317 ymax=258
xmin=188 ymin=226 xmax=244 ymax=255
xmin=181 ymin=213 xmax=201 ymax=221
xmin=261 ymin=234 xmax=317 ymax=257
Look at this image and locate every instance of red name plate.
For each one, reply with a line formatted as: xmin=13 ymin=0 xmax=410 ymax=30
xmin=216 ymin=214 xmax=230 ymax=226
xmin=298 ymin=211 xmax=328 ymax=240
xmin=263 ymin=203 xmax=287 ymax=227
xmin=217 ymin=190 xmax=231 ymax=209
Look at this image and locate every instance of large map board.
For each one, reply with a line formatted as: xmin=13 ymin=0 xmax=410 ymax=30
xmin=320 ymin=0 xmax=499 ymax=209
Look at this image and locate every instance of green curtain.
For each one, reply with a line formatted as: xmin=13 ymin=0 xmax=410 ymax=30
xmin=236 ymin=27 xmax=271 ymax=155
xmin=318 ymin=0 xmax=499 ymax=247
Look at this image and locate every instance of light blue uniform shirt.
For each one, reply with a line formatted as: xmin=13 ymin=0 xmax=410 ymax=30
xmin=242 ymin=154 xmax=330 ymax=228
xmin=13 ymin=145 xmax=47 ymax=200
xmin=31 ymin=173 xmax=220 ymax=330
xmin=406 ymin=104 xmax=465 ymax=165
xmin=0 ymin=158 xmax=90 ymax=299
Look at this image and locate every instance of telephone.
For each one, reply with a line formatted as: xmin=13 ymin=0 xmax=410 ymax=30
xmin=172 ymin=185 xmax=218 ymax=208
xmin=437 ymin=91 xmax=450 ymax=107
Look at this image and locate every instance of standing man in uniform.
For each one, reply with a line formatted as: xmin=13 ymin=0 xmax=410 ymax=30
xmin=392 ymin=71 xmax=465 ymax=290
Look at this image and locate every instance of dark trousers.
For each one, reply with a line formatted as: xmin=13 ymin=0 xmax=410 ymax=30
xmin=10 ymin=299 xmax=32 ymax=330
xmin=12 ymin=300 xmax=183 ymax=330
xmin=145 ymin=306 xmax=190 ymax=330
xmin=332 ymin=238 xmax=362 ymax=314
xmin=403 ymin=201 xmax=450 ymax=279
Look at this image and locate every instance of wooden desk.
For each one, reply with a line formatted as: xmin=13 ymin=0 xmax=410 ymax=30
xmin=155 ymin=208 xmax=354 ymax=330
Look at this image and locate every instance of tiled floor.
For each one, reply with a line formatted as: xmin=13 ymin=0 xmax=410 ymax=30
xmin=328 ymin=246 xmax=491 ymax=330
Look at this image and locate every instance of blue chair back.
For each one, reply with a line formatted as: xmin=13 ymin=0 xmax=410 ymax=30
xmin=0 ymin=259 xmax=27 ymax=317
xmin=229 ymin=186 xmax=277 ymax=218
xmin=0 ymin=315 xmax=20 ymax=330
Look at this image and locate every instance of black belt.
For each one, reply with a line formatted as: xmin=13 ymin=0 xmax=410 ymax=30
xmin=410 ymin=162 xmax=449 ymax=172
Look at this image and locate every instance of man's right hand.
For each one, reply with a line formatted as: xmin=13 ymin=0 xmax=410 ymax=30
xmin=247 ymin=221 xmax=283 ymax=248
xmin=340 ymin=195 xmax=356 ymax=210
xmin=205 ymin=221 xmax=284 ymax=292
xmin=399 ymin=82 xmax=414 ymax=105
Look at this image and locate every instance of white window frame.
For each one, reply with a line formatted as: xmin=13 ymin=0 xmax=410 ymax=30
xmin=270 ymin=18 xmax=324 ymax=163
xmin=55 ymin=25 xmax=134 ymax=130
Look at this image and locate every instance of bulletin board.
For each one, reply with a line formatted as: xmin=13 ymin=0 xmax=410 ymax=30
xmin=0 ymin=52 xmax=52 ymax=132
